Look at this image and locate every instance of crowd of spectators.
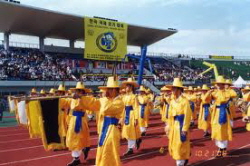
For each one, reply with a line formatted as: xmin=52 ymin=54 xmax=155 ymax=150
xmin=152 ymin=62 xmax=212 ymax=82
xmin=0 ymin=48 xmax=213 ymax=83
xmin=0 ymin=49 xmax=74 ymax=81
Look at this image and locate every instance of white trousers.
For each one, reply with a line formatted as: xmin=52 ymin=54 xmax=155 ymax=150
xmin=176 ymin=160 xmax=185 ymax=166
xmin=71 ymin=150 xmax=82 ymax=158
xmin=140 ymin=127 xmax=147 ymax=133
xmin=215 ymin=140 xmax=228 ymax=149
xmin=128 ymin=140 xmax=136 ymax=149
xmin=87 ymin=114 xmax=94 ymax=119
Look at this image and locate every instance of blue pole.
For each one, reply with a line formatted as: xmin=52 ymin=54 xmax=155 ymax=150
xmin=137 ymin=45 xmax=147 ymax=85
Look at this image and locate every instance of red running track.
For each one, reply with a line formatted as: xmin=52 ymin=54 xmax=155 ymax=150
xmin=0 ymin=112 xmax=250 ymax=166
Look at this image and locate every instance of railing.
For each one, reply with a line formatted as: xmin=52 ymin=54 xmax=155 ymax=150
xmin=1 ymin=41 xmax=249 ymax=60
xmin=9 ymin=41 xmax=39 ymax=49
xmin=128 ymin=52 xmax=250 ymax=60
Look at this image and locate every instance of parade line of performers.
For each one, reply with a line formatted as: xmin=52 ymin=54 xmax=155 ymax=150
xmin=8 ymin=76 xmax=250 ymax=166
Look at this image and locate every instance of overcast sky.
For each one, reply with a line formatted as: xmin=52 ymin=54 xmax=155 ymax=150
xmin=1 ymin=0 xmax=250 ymax=57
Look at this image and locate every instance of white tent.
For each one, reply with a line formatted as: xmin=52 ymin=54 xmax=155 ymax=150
xmin=233 ymin=76 xmax=247 ymax=87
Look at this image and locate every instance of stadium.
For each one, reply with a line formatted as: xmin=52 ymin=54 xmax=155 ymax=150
xmin=0 ymin=1 xmax=250 ymax=166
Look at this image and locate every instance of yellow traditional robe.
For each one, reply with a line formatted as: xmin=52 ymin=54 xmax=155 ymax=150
xmin=246 ymin=106 xmax=250 ymax=131
xmin=195 ymin=93 xmax=201 ymax=119
xmin=95 ymin=97 xmax=124 ymax=166
xmin=207 ymin=89 xmax=234 ymax=141
xmin=137 ymin=94 xmax=150 ymax=128
xmin=226 ymin=88 xmax=237 ymax=119
xmin=184 ymin=93 xmax=197 ymax=120
xmin=59 ymin=98 xmax=71 ymax=137
xmin=121 ymin=93 xmax=141 ymax=140
xmin=161 ymin=95 xmax=171 ymax=123
xmin=168 ymin=95 xmax=192 ymax=160
xmin=198 ymin=92 xmax=212 ymax=131
xmin=76 ymin=96 xmax=124 ymax=166
xmin=64 ymin=97 xmax=99 ymax=151
xmin=243 ymin=92 xmax=250 ymax=102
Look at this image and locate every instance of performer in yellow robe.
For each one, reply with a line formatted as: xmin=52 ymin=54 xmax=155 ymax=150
xmin=48 ymin=88 xmax=56 ymax=96
xmin=160 ymin=86 xmax=171 ymax=123
xmin=63 ymin=82 xmax=94 ymax=166
xmin=242 ymin=86 xmax=250 ymax=102
xmin=68 ymin=77 xmax=124 ymax=166
xmin=204 ymin=76 xmax=235 ymax=158
xmin=121 ymin=77 xmax=141 ymax=156
xmin=146 ymin=89 xmax=154 ymax=114
xmin=55 ymin=84 xmax=69 ymax=140
xmin=184 ymin=86 xmax=197 ymax=127
xmin=194 ymin=87 xmax=202 ymax=123
xmin=137 ymin=86 xmax=151 ymax=136
xmin=225 ymin=79 xmax=238 ymax=119
xmin=244 ymin=106 xmax=250 ymax=131
xmin=167 ymin=78 xmax=192 ymax=166
xmin=242 ymin=86 xmax=250 ymax=131
xmin=39 ymin=89 xmax=47 ymax=97
xmin=94 ymin=76 xmax=124 ymax=166
xmin=85 ymin=89 xmax=95 ymax=121
xmin=198 ymin=84 xmax=212 ymax=137
xmin=95 ymin=89 xmax=107 ymax=135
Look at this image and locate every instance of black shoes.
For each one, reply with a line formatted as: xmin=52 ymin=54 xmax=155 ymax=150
xmin=190 ymin=121 xmax=195 ymax=127
xmin=123 ymin=148 xmax=134 ymax=156
xmin=82 ymin=147 xmax=90 ymax=160
xmin=184 ymin=159 xmax=189 ymax=166
xmin=136 ymin=139 xmax=142 ymax=150
xmin=216 ymin=148 xmax=227 ymax=158
xmin=203 ymin=132 xmax=210 ymax=138
xmin=141 ymin=132 xmax=146 ymax=136
xmin=67 ymin=158 xmax=80 ymax=166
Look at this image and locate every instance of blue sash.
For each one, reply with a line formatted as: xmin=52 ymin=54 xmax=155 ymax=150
xmin=139 ymin=103 xmax=146 ymax=119
xmin=190 ymin=101 xmax=195 ymax=113
xmin=203 ymin=104 xmax=210 ymax=121
xmin=72 ymin=111 xmax=85 ymax=133
xmin=216 ymin=103 xmax=229 ymax=125
xmin=174 ymin=114 xmax=186 ymax=142
xmin=99 ymin=116 xmax=118 ymax=147
xmin=125 ymin=106 xmax=133 ymax=125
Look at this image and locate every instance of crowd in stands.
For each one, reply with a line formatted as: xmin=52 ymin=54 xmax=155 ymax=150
xmin=0 ymin=48 xmax=222 ymax=83
xmin=152 ymin=62 xmax=212 ymax=82
xmin=0 ymin=49 xmax=74 ymax=81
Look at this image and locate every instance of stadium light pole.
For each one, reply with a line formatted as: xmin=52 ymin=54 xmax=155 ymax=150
xmin=137 ymin=45 xmax=147 ymax=85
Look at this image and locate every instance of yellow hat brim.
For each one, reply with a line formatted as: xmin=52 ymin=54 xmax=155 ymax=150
xmin=70 ymin=88 xmax=87 ymax=91
xmin=98 ymin=86 xmax=120 ymax=89
xmin=55 ymin=90 xmax=66 ymax=92
xmin=165 ymin=85 xmax=184 ymax=89
xmin=212 ymin=81 xmax=227 ymax=85
xmin=121 ymin=81 xmax=139 ymax=87
xmin=241 ymin=89 xmax=250 ymax=92
xmin=201 ymin=88 xmax=209 ymax=91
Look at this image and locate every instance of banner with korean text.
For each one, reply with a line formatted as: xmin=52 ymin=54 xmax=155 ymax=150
xmin=84 ymin=17 xmax=128 ymax=61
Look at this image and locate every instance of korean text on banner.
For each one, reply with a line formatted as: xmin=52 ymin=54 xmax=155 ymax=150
xmin=84 ymin=17 xmax=127 ymax=61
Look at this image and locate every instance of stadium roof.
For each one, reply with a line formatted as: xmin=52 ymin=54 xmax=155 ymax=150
xmin=0 ymin=1 xmax=177 ymax=46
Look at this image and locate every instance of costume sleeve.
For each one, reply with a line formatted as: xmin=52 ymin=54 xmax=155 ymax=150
xmin=201 ymin=92 xmax=212 ymax=103
xmin=81 ymin=96 xmax=101 ymax=112
xmin=137 ymin=95 xmax=145 ymax=104
xmin=230 ymin=89 xmax=237 ymax=98
xmin=101 ymin=98 xmax=125 ymax=118
xmin=243 ymin=93 xmax=250 ymax=102
xmin=182 ymin=99 xmax=192 ymax=132
xmin=134 ymin=95 xmax=139 ymax=120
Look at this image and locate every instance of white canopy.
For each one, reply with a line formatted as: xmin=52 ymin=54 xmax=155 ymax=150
xmin=233 ymin=76 xmax=247 ymax=87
